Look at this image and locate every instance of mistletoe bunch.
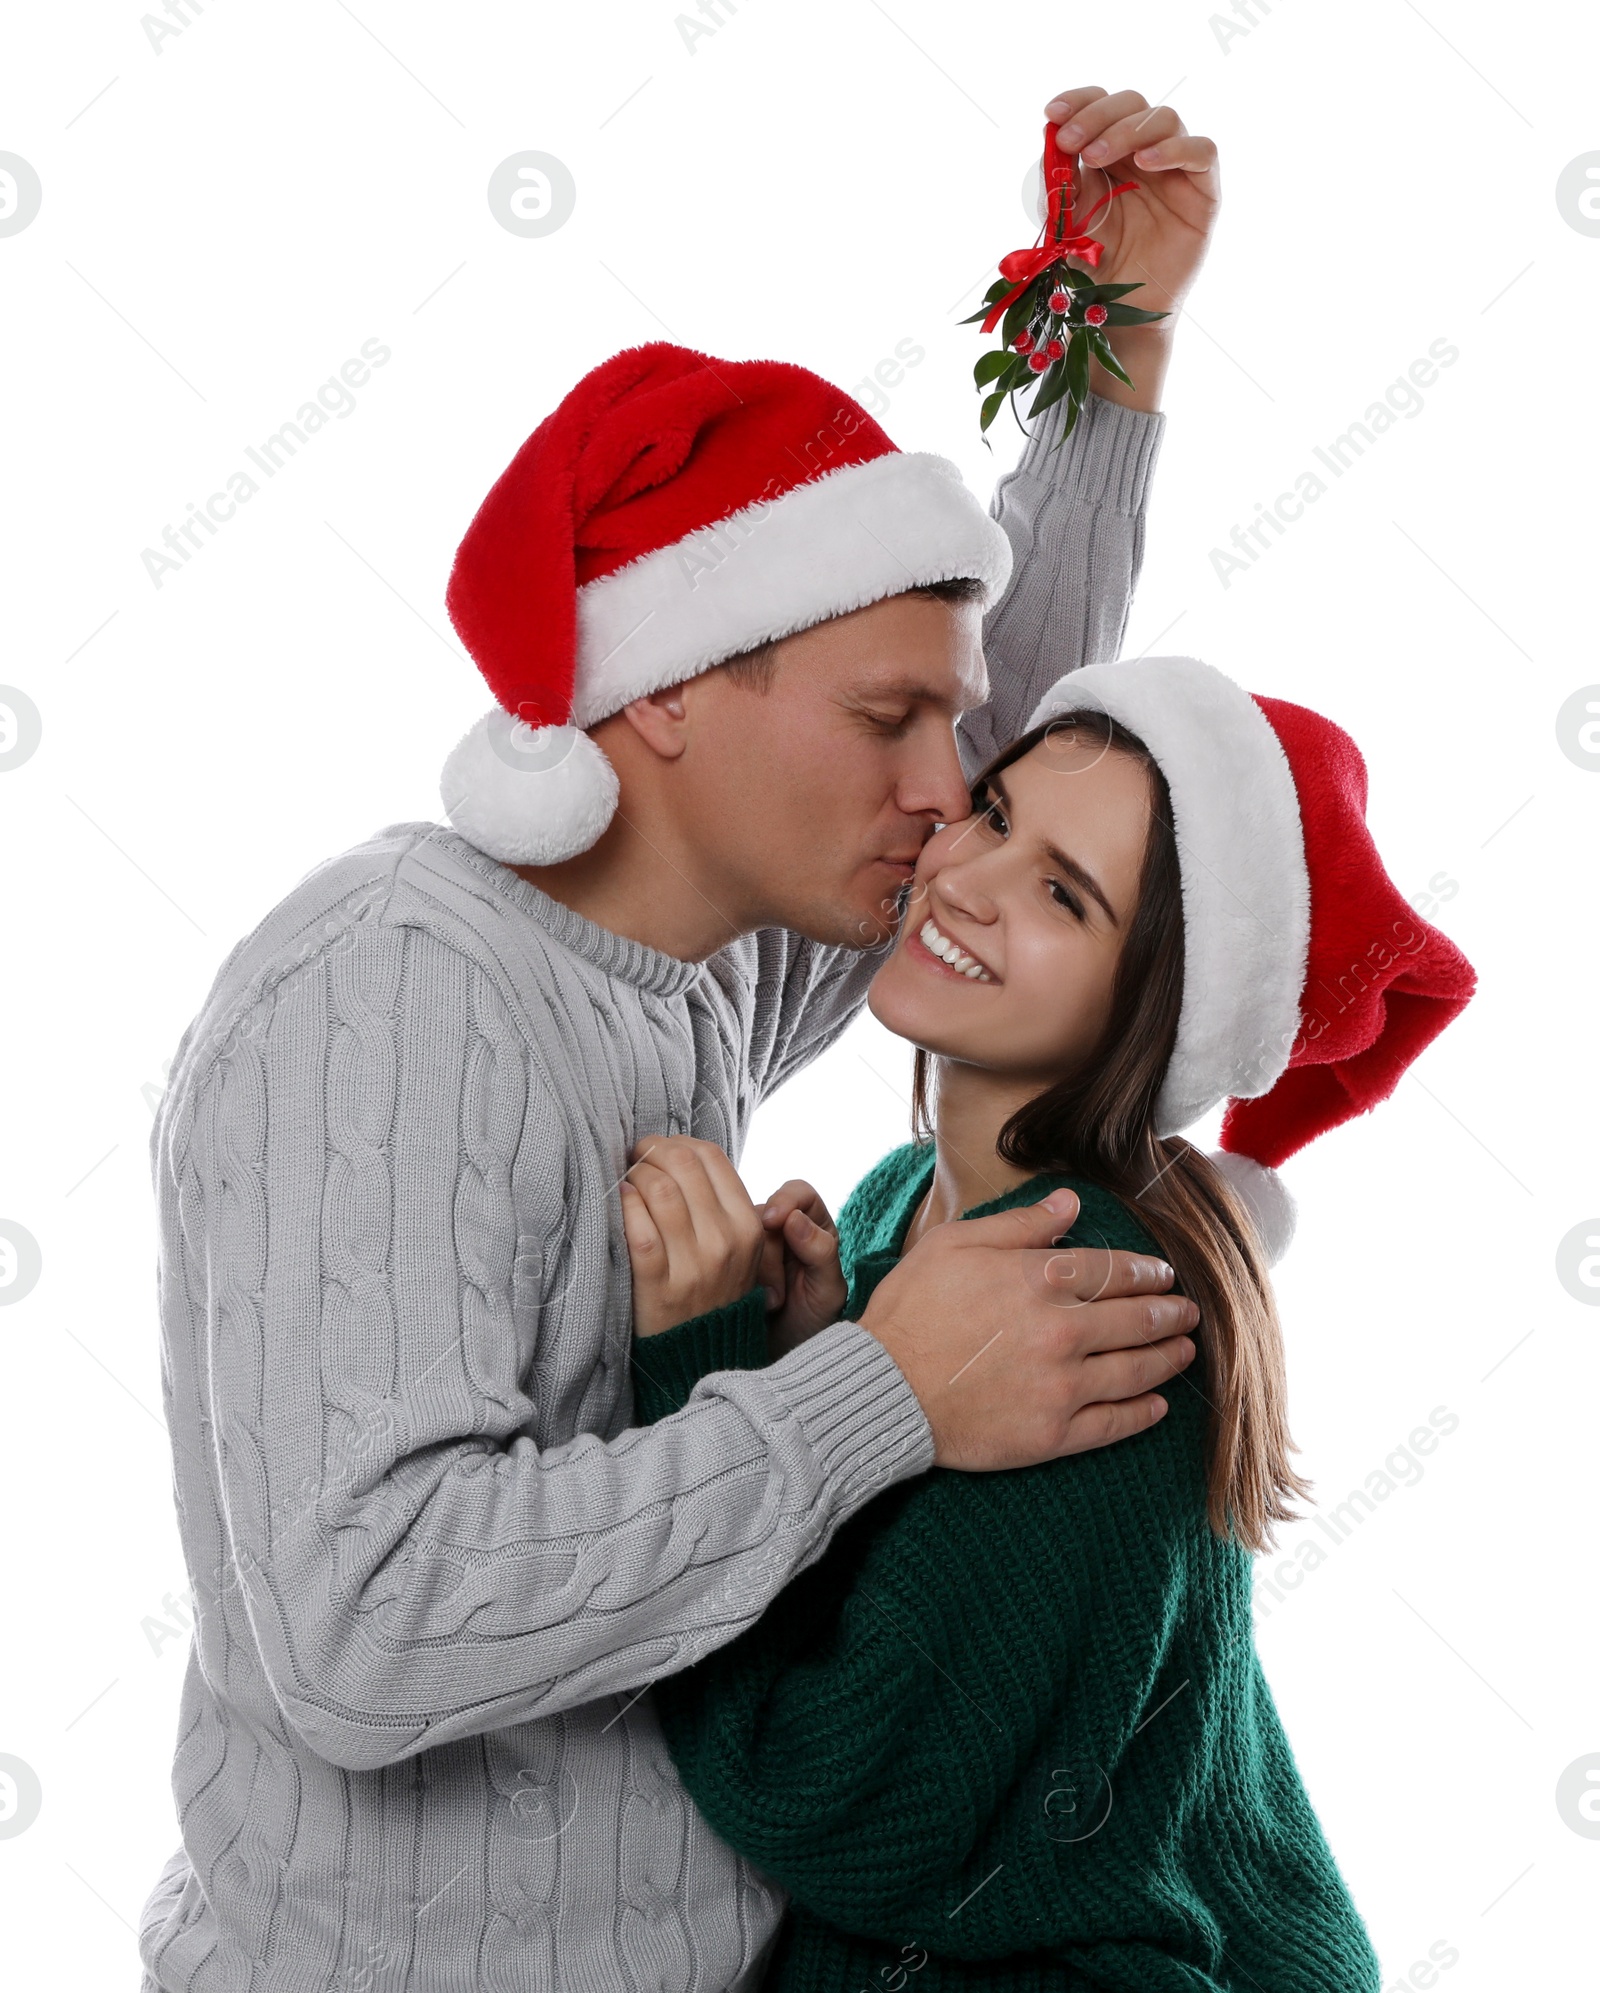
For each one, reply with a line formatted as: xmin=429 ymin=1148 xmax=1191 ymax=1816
xmin=963 ymin=121 xmax=1168 ymax=444
xmin=963 ymin=263 xmax=1166 ymax=442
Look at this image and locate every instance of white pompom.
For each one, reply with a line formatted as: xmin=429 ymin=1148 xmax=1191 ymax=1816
xmin=440 ymin=710 xmax=619 ymax=864
xmin=1208 ymin=1149 xmax=1297 ymax=1267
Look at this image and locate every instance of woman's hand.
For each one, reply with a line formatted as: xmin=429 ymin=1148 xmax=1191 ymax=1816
xmin=1040 ymin=84 xmax=1221 ymax=411
xmin=621 ymin=1135 xmax=767 ymax=1337
xmin=759 ymin=1180 xmax=848 ymax=1358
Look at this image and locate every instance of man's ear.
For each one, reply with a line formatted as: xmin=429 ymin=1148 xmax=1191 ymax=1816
xmin=617 ymin=683 xmax=690 ymax=760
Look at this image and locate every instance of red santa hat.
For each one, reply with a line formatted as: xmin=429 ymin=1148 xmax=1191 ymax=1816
xmin=440 ymin=341 xmax=1013 ymax=864
xmin=1027 ymin=657 xmax=1477 ymax=1263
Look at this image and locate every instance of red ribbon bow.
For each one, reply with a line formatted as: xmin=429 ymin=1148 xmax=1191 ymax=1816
xmin=980 ymin=122 xmax=1138 ymax=335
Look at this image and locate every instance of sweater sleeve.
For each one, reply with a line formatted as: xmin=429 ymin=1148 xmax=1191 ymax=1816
xmin=744 ymin=392 xmax=1164 ymax=1105
xmin=630 ymin=1288 xmax=770 ymax=1425
xmin=160 ymin=918 xmax=932 ymax=1773
xmin=958 ymin=389 xmax=1165 ymax=776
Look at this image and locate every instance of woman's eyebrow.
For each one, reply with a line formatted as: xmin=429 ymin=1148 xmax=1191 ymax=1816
xmin=987 ymin=772 xmax=1118 ymax=927
xmin=1042 ymin=840 xmax=1119 ymax=927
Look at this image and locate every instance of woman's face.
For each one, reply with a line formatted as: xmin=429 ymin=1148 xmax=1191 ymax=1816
xmin=868 ymin=729 xmax=1156 ymax=1080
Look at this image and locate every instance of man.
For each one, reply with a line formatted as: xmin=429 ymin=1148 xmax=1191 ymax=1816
xmin=140 ymin=87 xmax=1219 ymax=1993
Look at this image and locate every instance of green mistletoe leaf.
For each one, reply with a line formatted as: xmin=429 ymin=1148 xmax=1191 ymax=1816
xmin=1066 ymin=330 xmax=1091 ymax=405
xmin=1088 ymin=330 xmax=1135 ymax=388
xmin=1029 ymin=360 xmax=1074 ymax=421
xmin=1001 ymin=293 xmax=1034 ymax=348
xmin=979 ymin=387 xmax=1009 ymax=434
xmin=973 ymin=349 xmax=1012 ymax=387
xmin=1101 ymin=303 xmax=1170 ymax=327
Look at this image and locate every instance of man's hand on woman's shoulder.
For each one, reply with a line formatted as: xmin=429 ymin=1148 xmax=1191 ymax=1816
xmin=860 ymin=1189 xmax=1199 ymax=1471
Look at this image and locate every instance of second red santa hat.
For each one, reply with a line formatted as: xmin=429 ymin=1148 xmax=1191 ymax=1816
xmin=1027 ymin=656 xmax=1477 ymax=1261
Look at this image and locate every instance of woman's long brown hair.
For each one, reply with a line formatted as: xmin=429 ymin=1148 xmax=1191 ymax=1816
xmin=910 ymin=710 xmax=1311 ymax=1551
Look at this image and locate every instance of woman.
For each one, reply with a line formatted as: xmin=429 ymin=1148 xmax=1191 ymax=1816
xmin=619 ymin=655 xmax=1475 ymax=1992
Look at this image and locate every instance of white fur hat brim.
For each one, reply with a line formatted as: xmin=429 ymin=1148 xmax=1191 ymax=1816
xmin=570 ymin=451 xmax=1013 ymax=728
xmin=1026 ymin=656 xmax=1311 ymax=1137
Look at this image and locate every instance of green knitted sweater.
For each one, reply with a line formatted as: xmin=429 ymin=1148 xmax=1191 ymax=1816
xmin=632 ymin=1144 xmax=1380 ymax=1993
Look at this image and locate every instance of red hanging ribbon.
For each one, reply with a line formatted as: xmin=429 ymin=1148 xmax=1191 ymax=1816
xmin=979 ymin=122 xmax=1139 ymax=335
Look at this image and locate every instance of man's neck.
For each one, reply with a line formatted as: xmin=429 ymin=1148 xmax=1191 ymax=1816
xmin=512 ymin=803 xmax=749 ymax=964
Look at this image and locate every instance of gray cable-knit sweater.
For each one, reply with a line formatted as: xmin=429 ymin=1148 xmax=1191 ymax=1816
xmin=138 ymin=393 xmax=1163 ymax=1993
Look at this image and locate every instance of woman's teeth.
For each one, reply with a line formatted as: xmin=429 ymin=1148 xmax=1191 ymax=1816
xmin=919 ymin=918 xmax=993 ymax=982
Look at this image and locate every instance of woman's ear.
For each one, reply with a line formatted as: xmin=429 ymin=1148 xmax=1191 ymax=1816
xmin=618 ymin=684 xmax=691 ymax=760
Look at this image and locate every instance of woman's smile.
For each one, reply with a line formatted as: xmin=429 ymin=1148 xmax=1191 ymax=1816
xmin=910 ymin=914 xmax=997 ymax=983
xmin=869 ymin=737 xmax=1153 ymax=1079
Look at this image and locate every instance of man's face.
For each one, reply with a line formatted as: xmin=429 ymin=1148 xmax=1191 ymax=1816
xmin=676 ymin=592 xmax=988 ymax=949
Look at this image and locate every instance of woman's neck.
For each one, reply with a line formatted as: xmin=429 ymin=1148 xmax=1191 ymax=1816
xmin=906 ymin=1059 xmax=1052 ymax=1248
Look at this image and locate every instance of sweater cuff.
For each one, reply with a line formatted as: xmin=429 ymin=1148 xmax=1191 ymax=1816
xmin=749 ymin=1320 xmax=934 ymax=1517
xmin=630 ymin=1289 xmax=770 ymax=1426
xmin=1010 ymin=387 xmax=1165 ymax=515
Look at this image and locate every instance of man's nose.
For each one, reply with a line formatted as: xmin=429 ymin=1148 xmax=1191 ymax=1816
xmin=905 ymin=733 xmax=974 ymax=829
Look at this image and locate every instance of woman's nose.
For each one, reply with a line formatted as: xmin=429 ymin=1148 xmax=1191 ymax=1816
xmin=935 ymin=853 xmax=1000 ymax=923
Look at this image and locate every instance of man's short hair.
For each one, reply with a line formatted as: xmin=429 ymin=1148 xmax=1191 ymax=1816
xmin=719 ymin=576 xmax=987 ymax=692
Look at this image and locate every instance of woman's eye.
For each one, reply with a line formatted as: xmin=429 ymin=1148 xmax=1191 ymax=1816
xmin=981 ymin=800 xmax=1008 ymax=836
xmin=1048 ymin=879 xmax=1085 ymax=920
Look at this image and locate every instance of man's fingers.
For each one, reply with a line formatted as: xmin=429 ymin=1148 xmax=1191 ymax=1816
xmin=952 ymin=1188 xmax=1082 ymax=1251
xmin=1077 ymin=1334 xmax=1196 ymax=1409
xmin=1055 ymin=1393 xmax=1170 ymax=1459
xmin=1043 ymin=85 xmax=1109 ymax=124
xmin=1068 ymin=1292 xmax=1199 ymax=1356
xmin=1131 ymin=133 xmax=1221 ymax=215
xmin=907 ymin=1203 xmax=1182 ymax=1317
xmin=1041 ymin=1243 xmax=1177 ymax=1306
xmin=1050 ymin=88 xmax=1150 ymax=154
xmin=1080 ymin=104 xmax=1182 ymax=168
xmin=1132 ymin=133 xmax=1218 ymax=178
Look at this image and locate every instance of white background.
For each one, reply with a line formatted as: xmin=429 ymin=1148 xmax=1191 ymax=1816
xmin=1 ymin=1 xmax=1596 ymax=1987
